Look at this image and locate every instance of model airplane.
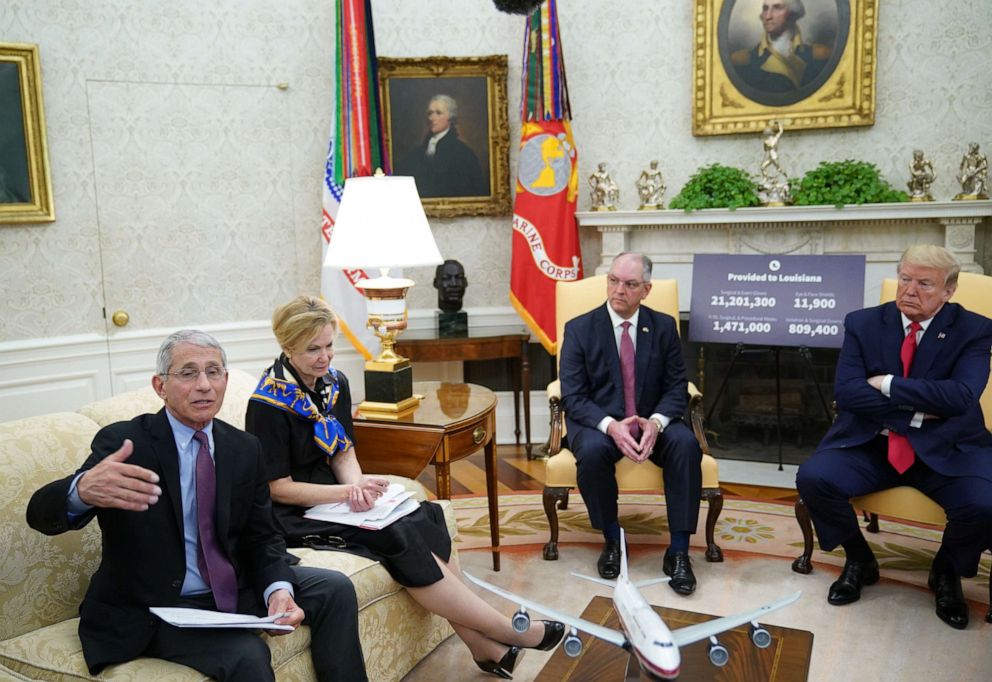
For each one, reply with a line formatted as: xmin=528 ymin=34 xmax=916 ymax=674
xmin=465 ymin=529 xmax=801 ymax=680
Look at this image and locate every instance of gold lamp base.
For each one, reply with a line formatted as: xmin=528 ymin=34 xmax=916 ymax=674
xmin=357 ymin=395 xmax=421 ymax=420
xmin=358 ymin=273 xmax=422 ymax=415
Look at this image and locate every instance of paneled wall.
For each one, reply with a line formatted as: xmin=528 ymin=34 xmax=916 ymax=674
xmin=1 ymin=0 xmax=990 ymax=421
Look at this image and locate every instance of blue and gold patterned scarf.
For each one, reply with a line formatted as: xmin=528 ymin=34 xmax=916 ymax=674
xmin=249 ymin=358 xmax=352 ymax=459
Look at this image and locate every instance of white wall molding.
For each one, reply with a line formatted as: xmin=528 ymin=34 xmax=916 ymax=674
xmin=0 ymin=307 xmax=548 ymax=446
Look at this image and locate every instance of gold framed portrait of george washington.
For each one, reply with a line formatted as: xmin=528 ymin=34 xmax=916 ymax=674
xmin=0 ymin=42 xmax=54 ymax=223
xmin=692 ymin=0 xmax=877 ymax=136
xmin=378 ymin=55 xmax=511 ymax=218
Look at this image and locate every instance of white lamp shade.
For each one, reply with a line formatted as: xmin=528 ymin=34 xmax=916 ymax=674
xmin=323 ymin=174 xmax=443 ymax=270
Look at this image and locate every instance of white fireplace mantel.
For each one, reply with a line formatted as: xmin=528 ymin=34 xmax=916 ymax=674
xmin=578 ymin=200 xmax=992 ymax=309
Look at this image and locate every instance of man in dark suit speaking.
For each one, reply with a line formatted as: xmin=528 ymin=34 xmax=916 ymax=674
xmin=27 ymin=330 xmax=367 ymax=680
xmin=560 ymin=253 xmax=702 ymax=594
xmin=797 ymin=245 xmax=992 ymax=630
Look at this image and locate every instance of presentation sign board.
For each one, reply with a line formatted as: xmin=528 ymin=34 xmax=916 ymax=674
xmin=689 ymin=254 xmax=866 ymax=349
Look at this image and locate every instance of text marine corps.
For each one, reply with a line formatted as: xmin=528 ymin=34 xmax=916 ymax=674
xmin=512 ymin=213 xmax=580 ymax=281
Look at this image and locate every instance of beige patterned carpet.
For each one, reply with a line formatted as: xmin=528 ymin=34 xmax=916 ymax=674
xmin=452 ymin=492 xmax=991 ymax=603
xmin=399 ymin=493 xmax=991 ymax=681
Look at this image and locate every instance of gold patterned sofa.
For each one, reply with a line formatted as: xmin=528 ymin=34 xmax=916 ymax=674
xmin=0 ymin=369 xmax=454 ymax=680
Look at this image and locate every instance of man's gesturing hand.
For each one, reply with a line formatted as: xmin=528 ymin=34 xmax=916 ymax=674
xmin=77 ymin=439 xmax=162 ymax=511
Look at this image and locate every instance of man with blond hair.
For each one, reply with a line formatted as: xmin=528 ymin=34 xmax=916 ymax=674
xmin=797 ymin=245 xmax=992 ymax=630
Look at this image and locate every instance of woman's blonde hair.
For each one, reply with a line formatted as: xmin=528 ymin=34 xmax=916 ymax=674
xmin=272 ymin=296 xmax=338 ymax=354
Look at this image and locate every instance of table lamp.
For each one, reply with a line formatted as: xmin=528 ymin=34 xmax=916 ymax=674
xmin=323 ymin=170 xmax=443 ymax=417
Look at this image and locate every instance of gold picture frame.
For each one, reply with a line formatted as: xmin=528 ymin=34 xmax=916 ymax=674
xmin=692 ymin=0 xmax=877 ymax=136
xmin=0 ymin=42 xmax=54 ymax=223
xmin=378 ymin=55 xmax=510 ymax=218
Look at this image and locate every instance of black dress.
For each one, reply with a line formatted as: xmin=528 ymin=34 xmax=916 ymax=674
xmin=245 ymin=357 xmax=451 ymax=587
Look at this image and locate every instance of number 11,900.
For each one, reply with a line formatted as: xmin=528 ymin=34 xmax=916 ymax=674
xmin=793 ymin=297 xmax=836 ymax=310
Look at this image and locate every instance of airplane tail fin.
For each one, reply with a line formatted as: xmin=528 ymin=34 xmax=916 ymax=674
xmin=619 ymin=527 xmax=628 ymax=582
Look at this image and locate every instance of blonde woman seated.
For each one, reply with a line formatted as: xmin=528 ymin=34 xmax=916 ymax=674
xmin=246 ymin=296 xmax=563 ymax=679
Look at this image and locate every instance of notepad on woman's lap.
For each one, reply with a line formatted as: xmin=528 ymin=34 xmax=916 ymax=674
xmin=304 ymin=483 xmax=419 ymax=529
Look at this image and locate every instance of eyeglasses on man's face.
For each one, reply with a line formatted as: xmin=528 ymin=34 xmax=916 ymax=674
xmin=607 ymin=274 xmax=646 ymax=292
xmin=160 ymin=366 xmax=228 ymax=383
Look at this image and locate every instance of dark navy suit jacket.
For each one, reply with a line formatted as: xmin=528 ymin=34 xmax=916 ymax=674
xmin=26 ymin=410 xmax=293 ymax=673
xmin=560 ymin=303 xmax=688 ymax=437
xmin=818 ymin=301 xmax=992 ymax=481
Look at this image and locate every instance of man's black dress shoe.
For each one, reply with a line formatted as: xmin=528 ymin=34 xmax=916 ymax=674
xmin=928 ymin=569 xmax=969 ymax=630
xmin=597 ymin=540 xmax=621 ymax=579
xmin=827 ymin=557 xmax=879 ymax=605
xmin=474 ymin=646 xmax=523 ymax=679
xmin=662 ymin=551 xmax=696 ymax=595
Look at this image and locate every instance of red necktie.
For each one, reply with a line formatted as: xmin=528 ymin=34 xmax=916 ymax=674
xmin=887 ymin=321 xmax=922 ymax=473
xmin=193 ymin=431 xmax=239 ymax=612
xmin=620 ymin=321 xmax=640 ymax=439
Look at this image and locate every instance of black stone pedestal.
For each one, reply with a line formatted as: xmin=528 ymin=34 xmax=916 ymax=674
xmin=364 ymin=365 xmax=413 ymax=404
xmin=437 ymin=311 xmax=468 ymax=337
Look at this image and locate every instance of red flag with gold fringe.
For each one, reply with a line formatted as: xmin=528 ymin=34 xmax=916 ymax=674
xmin=509 ymin=0 xmax=581 ymax=354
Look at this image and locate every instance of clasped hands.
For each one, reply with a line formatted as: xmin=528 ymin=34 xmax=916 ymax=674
xmin=607 ymin=416 xmax=662 ymax=463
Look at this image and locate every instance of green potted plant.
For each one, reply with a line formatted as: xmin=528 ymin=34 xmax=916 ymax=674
xmin=670 ymin=163 xmax=760 ymax=210
xmin=792 ymin=160 xmax=909 ymax=207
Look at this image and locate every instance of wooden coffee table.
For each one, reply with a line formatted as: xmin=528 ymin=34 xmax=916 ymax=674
xmin=537 ymin=595 xmax=813 ymax=681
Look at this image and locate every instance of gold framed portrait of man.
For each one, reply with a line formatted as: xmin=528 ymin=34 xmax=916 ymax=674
xmin=692 ymin=0 xmax=877 ymax=136
xmin=378 ymin=55 xmax=511 ymax=218
xmin=0 ymin=42 xmax=54 ymax=223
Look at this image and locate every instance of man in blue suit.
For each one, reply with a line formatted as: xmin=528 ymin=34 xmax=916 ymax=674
xmin=797 ymin=245 xmax=992 ymax=629
xmin=560 ymin=253 xmax=702 ymax=594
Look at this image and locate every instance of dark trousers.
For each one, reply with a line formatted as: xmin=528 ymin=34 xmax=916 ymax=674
xmin=570 ymin=420 xmax=702 ymax=534
xmin=796 ymin=436 xmax=992 ymax=577
xmin=145 ymin=566 xmax=367 ymax=681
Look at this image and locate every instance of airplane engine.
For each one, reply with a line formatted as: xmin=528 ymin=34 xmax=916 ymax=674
xmin=749 ymin=622 xmax=772 ymax=649
xmin=511 ymin=607 xmax=530 ymax=633
xmin=707 ymin=636 xmax=729 ymax=667
xmin=563 ymin=629 xmax=583 ymax=658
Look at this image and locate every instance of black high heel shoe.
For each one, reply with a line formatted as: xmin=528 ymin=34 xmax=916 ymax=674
xmin=474 ymin=646 xmax=523 ymax=679
xmin=532 ymin=620 xmax=566 ymax=651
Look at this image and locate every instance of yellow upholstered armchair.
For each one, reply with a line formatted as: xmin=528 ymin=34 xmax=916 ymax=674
xmin=792 ymin=272 xmax=992 ymax=622
xmin=542 ymin=275 xmax=724 ymax=563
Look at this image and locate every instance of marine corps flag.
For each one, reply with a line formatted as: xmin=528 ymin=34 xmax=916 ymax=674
xmin=509 ymin=0 xmax=581 ymax=354
xmin=321 ymin=0 xmax=388 ymax=359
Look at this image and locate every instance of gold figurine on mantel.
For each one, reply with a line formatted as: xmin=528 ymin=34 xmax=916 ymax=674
xmin=906 ymin=149 xmax=936 ymax=202
xmin=954 ymin=142 xmax=989 ymax=200
xmin=635 ymin=160 xmax=666 ymax=210
xmin=757 ymin=121 xmax=791 ymax=206
xmin=589 ymin=161 xmax=619 ymax=211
